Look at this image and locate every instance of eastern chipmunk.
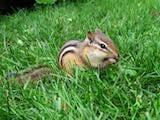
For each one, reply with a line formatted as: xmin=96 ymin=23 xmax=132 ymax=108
xmin=7 ymin=29 xmax=119 ymax=84
xmin=58 ymin=29 xmax=119 ymax=74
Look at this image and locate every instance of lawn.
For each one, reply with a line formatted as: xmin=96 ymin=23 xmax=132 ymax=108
xmin=0 ymin=0 xmax=160 ymax=119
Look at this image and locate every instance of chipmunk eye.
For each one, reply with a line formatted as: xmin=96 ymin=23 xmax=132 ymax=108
xmin=100 ymin=43 xmax=106 ymax=49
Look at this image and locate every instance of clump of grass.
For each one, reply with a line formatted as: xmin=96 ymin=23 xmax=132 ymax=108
xmin=0 ymin=0 xmax=160 ymax=119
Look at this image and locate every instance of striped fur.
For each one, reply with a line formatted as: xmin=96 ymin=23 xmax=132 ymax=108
xmin=58 ymin=29 xmax=119 ymax=73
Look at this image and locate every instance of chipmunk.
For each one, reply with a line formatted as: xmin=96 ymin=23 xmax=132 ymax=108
xmin=7 ymin=29 xmax=119 ymax=84
xmin=58 ymin=29 xmax=119 ymax=74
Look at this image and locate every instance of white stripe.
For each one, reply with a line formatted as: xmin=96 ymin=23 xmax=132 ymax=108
xmin=97 ymin=39 xmax=116 ymax=55
xmin=59 ymin=46 xmax=77 ymax=65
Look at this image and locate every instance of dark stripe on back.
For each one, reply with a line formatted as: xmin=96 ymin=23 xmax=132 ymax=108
xmin=60 ymin=50 xmax=75 ymax=67
xmin=58 ymin=44 xmax=78 ymax=63
xmin=58 ymin=40 xmax=82 ymax=67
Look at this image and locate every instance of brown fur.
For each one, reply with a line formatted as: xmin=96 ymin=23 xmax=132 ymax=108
xmin=58 ymin=29 xmax=119 ymax=73
xmin=8 ymin=66 xmax=54 ymax=85
xmin=61 ymin=52 xmax=86 ymax=74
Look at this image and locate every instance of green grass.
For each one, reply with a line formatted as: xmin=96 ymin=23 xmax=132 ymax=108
xmin=0 ymin=0 xmax=160 ymax=119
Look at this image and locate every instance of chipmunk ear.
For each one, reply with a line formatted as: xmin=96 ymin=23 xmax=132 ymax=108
xmin=87 ymin=31 xmax=95 ymax=43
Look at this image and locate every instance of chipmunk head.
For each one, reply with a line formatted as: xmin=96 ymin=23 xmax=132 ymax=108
xmin=82 ymin=29 xmax=119 ymax=68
